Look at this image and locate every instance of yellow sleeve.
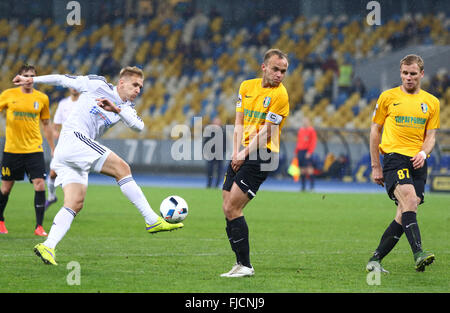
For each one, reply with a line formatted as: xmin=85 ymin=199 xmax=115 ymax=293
xmin=40 ymin=94 xmax=50 ymax=120
xmin=426 ymin=98 xmax=440 ymax=130
xmin=372 ymin=91 xmax=389 ymax=125
xmin=269 ymin=90 xmax=289 ymax=117
xmin=0 ymin=90 xmax=9 ymax=112
xmin=265 ymin=89 xmax=289 ymax=125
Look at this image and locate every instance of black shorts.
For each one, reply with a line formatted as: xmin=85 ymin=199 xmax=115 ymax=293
xmin=222 ymin=150 xmax=276 ymax=199
xmin=297 ymin=149 xmax=313 ymax=167
xmin=383 ymin=153 xmax=427 ymax=205
xmin=1 ymin=152 xmax=47 ymax=182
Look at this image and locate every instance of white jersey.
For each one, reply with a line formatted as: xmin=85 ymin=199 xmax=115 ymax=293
xmin=34 ymin=74 xmax=144 ymax=140
xmin=53 ymin=95 xmax=79 ymax=125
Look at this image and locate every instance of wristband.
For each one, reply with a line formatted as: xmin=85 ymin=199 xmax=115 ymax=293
xmin=419 ymin=151 xmax=427 ymax=159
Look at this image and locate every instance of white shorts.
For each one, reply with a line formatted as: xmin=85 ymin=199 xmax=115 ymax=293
xmin=52 ymin=131 xmax=111 ymax=187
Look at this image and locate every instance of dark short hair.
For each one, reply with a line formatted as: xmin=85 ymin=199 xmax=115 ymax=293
xmin=400 ymin=54 xmax=424 ymax=72
xmin=263 ymin=49 xmax=288 ymax=64
xmin=18 ymin=64 xmax=37 ymax=75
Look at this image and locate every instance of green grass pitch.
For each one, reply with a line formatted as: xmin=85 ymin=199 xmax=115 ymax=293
xmin=0 ymin=182 xmax=449 ymax=293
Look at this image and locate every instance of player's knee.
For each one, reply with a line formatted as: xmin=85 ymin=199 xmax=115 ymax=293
xmin=222 ymin=199 xmax=231 ymax=216
xmin=222 ymin=199 xmax=243 ymax=220
xmin=115 ymin=159 xmax=131 ymax=179
xmin=416 ymin=197 xmax=421 ymax=206
xmin=0 ymin=185 xmax=11 ymax=195
xmin=0 ymin=189 xmax=10 ymax=197
xmin=32 ymin=178 xmax=46 ymax=191
xmin=1 ymin=181 xmax=14 ymax=194
xmin=69 ymin=200 xmax=84 ymax=214
xmin=222 ymin=200 xmax=234 ymax=219
xmin=401 ymin=197 xmax=418 ymax=213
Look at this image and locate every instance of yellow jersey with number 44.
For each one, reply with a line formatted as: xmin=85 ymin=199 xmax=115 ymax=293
xmin=236 ymin=78 xmax=289 ymax=153
xmin=372 ymin=86 xmax=440 ymax=157
xmin=0 ymin=87 xmax=50 ymax=153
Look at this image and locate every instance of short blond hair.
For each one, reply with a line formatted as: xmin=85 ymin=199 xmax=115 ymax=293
xmin=119 ymin=66 xmax=144 ymax=79
xmin=400 ymin=54 xmax=424 ymax=72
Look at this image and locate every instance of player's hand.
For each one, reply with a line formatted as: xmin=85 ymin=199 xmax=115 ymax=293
xmin=96 ymin=98 xmax=121 ymax=114
xmin=231 ymin=152 xmax=245 ymax=172
xmin=12 ymin=75 xmax=32 ymax=85
xmin=371 ymin=165 xmax=384 ymax=187
xmin=411 ymin=152 xmax=426 ymax=170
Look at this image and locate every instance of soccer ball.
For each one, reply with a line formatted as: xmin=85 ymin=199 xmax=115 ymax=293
xmin=159 ymin=195 xmax=188 ymax=223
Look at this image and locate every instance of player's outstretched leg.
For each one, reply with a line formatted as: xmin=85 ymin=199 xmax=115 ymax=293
xmin=117 ymin=175 xmax=183 ymax=233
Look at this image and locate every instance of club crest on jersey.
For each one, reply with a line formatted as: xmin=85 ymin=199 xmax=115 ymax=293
xmin=236 ymin=94 xmax=242 ymax=108
xmin=33 ymin=101 xmax=39 ymax=110
xmin=421 ymin=103 xmax=428 ymax=114
xmin=263 ymin=97 xmax=271 ymax=108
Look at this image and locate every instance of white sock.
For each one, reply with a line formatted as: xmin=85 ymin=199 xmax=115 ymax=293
xmin=47 ymin=177 xmax=56 ymax=200
xmin=118 ymin=175 xmax=159 ymax=225
xmin=43 ymin=207 xmax=76 ymax=249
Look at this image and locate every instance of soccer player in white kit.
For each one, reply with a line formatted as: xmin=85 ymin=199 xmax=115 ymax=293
xmin=45 ymin=88 xmax=80 ymax=210
xmin=13 ymin=66 xmax=183 ymax=265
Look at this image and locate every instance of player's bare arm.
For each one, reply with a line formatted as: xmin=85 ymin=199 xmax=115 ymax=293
xmin=370 ymin=122 xmax=384 ymax=186
xmin=231 ymin=111 xmax=244 ymax=172
xmin=41 ymin=119 xmax=55 ymax=156
xmin=12 ymin=74 xmax=33 ymax=86
xmin=411 ymin=129 xmax=436 ymax=170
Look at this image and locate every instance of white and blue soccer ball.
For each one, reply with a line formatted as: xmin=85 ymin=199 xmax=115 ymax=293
xmin=159 ymin=195 xmax=188 ymax=224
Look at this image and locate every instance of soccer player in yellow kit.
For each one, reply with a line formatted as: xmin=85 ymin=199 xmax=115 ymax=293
xmin=0 ymin=65 xmax=54 ymax=236
xmin=221 ymin=49 xmax=289 ymax=277
xmin=367 ymin=55 xmax=440 ymax=273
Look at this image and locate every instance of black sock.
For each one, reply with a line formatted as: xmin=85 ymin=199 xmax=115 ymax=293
xmin=371 ymin=220 xmax=404 ymax=261
xmin=34 ymin=190 xmax=46 ymax=228
xmin=229 ymin=216 xmax=251 ymax=268
xmin=310 ymin=175 xmax=315 ymax=190
xmin=0 ymin=191 xmax=10 ymax=222
xmin=402 ymin=211 xmax=422 ymax=255
xmin=301 ymin=175 xmax=306 ymax=190
xmin=225 ymin=218 xmax=240 ymax=264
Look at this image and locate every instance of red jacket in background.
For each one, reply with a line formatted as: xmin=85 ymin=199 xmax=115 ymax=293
xmin=295 ymin=126 xmax=317 ymax=155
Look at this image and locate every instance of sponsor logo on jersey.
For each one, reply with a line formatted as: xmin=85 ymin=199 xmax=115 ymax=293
xmin=243 ymin=109 xmax=267 ymax=120
xmin=394 ymin=115 xmax=426 ymax=128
